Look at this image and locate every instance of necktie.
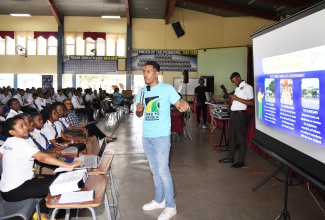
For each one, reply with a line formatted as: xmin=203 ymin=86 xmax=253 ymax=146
xmin=40 ymin=132 xmax=50 ymax=150
xmin=29 ymin=134 xmax=44 ymax=152
xmin=51 ymin=123 xmax=58 ymax=138
xmin=33 ymin=100 xmax=38 ymax=110
xmin=59 ymin=120 xmax=68 ymax=132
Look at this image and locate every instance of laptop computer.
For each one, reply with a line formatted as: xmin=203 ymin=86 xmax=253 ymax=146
xmin=75 ymin=138 xmax=107 ymax=168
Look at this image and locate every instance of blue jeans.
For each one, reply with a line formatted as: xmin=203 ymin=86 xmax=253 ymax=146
xmin=143 ymin=136 xmax=175 ymax=208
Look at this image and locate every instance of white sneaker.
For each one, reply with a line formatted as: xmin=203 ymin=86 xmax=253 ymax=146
xmin=158 ymin=206 xmax=177 ymax=220
xmin=143 ymin=200 xmax=166 ymax=211
xmin=202 ymin=124 xmax=208 ymax=129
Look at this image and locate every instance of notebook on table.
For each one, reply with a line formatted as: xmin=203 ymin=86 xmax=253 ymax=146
xmin=74 ymin=138 xmax=107 ymax=168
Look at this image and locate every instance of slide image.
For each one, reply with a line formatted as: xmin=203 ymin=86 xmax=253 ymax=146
xmin=265 ymin=78 xmax=275 ymax=103
xmin=301 ymin=78 xmax=319 ymax=110
xmin=280 ymin=79 xmax=293 ymax=105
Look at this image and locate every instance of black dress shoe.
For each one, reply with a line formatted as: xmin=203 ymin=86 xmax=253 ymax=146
xmin=218 ymin=158 xmax=234 ymax=163
xmin=231 ymin=162 xmax=245 ymax=168
xmin=107 ymin=137 xmax=118 ymax=142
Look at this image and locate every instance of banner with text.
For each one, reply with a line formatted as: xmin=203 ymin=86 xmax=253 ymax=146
xmin=64 ymin=56 xmax=118 ymax=74
xmin=131 ymin=49 xmax=197 ymax=72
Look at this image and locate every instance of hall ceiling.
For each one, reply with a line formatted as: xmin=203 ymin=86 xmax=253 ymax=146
xmin=0 ymin=0 xmax=323 ymax=27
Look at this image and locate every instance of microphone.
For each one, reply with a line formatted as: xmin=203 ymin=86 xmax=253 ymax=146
xmin=140 ymin=88 xmax=145 ymax=104
xmin=146 ymin=85 xmax=150 ymax=91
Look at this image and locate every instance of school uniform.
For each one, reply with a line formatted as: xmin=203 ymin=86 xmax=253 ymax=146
xmin=0 ymin=137 xmax=57 ymax=213
xmin=41 ymin=120 xmax=63 ymax=141
xmin=6 ymin=109 xmax=23 ymax=120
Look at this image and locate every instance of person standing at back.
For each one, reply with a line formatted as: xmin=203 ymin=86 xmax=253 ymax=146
xmin=135 ymin=61 xmax=189 ymax=220
xmin=194 ymin=78 xmax=208 ymax=128
xmin=219 ymin=72 xmax=254 ymax=168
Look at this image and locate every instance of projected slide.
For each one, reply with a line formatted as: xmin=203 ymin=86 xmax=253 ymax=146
xmin=256 ymin=45 xmax=325 ymax=147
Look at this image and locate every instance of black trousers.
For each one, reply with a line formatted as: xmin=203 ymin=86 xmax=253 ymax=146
xmin=196 ymin=104 xmax=207 ymax=125
xmin=1 ymin=175 xmax=58 ymax=213
xmin=75 ymin=107 xmax=95 ymax=122
xmin=86 ymin=123 xmax=106 ymax=139
xmin=227 ymin=111 xmax=248 ymax=162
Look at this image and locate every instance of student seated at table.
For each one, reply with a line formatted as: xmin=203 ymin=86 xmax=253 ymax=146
xmin=41 ymin=106 xmax=87 ymax=155
xmin=5 ymin=98 xmax=24 ymax=120
xmin=52 ymin=102 xmax=100 ymax=155
xmin=63 ymin=99 xmax=117 ymax=143
xmin=0 ymin=115 xmax=82 ymax=220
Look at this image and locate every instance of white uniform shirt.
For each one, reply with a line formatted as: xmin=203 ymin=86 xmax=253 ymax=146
xmin=0 ymin=137 xmax=39 ymax=192
xmin=41 ymin=120 xmax=64 ymax=141
xmin=46 ymin=97 xmax=53 ymax=105
xmin=35 ymin=97 xmax=46 ymax=111
xmin=56 ymin=94 xmax=67 ymax=103
xmin=26 ymin=93 xmax=33 ymax=105
xmin=59 ymin=117 xmax=70 ymax=130
xmin=30 ymin=129 xmax=49 ymax=150
xmin=71 ymin=95 xmax=85 ymax=109
xmin=13 ymin=94 xmax=24 ymax=106
xmin=0 ymin=94 xmax=10 ymax=105
xmin=231 ymin=81 xmax=254 ymax=111
xmin=6 ymin=109 xmax=23 ymax=120
xmin=85 ymin=94 xmax=92 ymax=102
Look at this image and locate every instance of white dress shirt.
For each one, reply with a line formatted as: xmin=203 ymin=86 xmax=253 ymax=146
xmin=0 ymin=94 xmax=10 ymax=105
xmin=35 ymin=97 xmax=47 ymax=111
xmin=71 ymin=95 xmax=85 ymax=109
xmin=6 ymin=109 xmax=23 ymax=120
xmin=56 ymin=94 xmax=67 ymax=103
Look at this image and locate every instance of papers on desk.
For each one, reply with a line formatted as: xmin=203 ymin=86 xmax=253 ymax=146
xmin=53 ymin=167 xmax=74 ymax=173
xmin=59 ymin=190 xmax=95 ymax=204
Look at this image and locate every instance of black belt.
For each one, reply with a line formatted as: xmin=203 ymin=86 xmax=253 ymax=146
xmin=232 ymin=110 xmax=246 ymax=113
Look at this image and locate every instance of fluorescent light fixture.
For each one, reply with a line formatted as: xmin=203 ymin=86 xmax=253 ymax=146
xmin=10 ymin=13 xmax=31 ymax=17
xmin=101 ymin=15 xmax=120 ymax=19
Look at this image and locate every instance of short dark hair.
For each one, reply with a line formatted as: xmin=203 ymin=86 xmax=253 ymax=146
xmin=145 ymin=61 xmax=160 ymax=72
xmin=7 ymin=98 xmax=19 ymax=108
xmin=30 ymin=112 xmax=42 ymax=119
xmin=230 ymin=72 xmax=241 ymax=80
xmin=4 ymin=115 xmax=23 ymax=137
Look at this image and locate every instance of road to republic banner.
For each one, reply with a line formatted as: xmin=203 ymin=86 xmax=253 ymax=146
xmin=131 ymin=49 xmax=197 ymax=72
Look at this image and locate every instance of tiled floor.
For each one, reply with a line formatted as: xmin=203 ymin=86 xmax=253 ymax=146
xmin=76 ymin=112 xmax=325 ymax=220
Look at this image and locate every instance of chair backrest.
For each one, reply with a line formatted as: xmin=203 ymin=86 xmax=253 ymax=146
xmin=121 ymin=90 xmax=132 ymax=98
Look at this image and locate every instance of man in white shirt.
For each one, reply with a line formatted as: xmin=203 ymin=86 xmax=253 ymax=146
xmin=56 ymin=89 xmax=67 ymax=102
xmin=35 ymin=92 xmax=47 ymax=112
xmin=13 ymin=89 xmax=37 ymax=113
xmin=71 ymin=90 xmax=95 ymax=122
xmin=0 ymin=89 xmax=11 ymax=106
xmin=219 ymin=72 xmax=254 ymax=168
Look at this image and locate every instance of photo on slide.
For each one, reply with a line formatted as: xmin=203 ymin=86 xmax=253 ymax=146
xmin=301 ymin=78 xmax=319 ymax=110
xmin=265 ymin=78 xmax=275 ymax=103
xmin=280 ymin=79 xmax=293 ymax=105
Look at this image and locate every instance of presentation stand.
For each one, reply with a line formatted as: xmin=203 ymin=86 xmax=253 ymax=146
xmin=251 ymin=139 xmax=325 ymax=220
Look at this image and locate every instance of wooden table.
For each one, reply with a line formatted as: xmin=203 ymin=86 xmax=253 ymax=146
xmin=46 ymin=154 xmax=120 ymax=220
xmin=46 ymin=175 xmax=110 ymax=220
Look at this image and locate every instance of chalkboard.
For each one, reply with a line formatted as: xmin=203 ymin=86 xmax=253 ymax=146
xmin=173 ymin=78 xmax=206 ymax=95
